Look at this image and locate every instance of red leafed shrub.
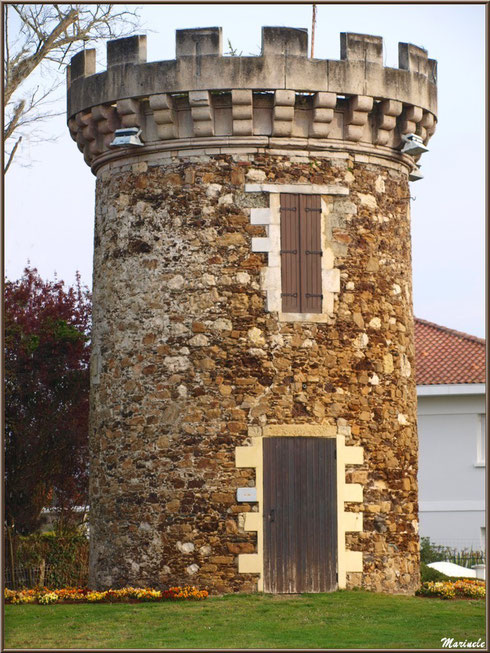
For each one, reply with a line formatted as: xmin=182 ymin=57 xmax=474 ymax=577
xmin=5 ymin=266 xmax=91 ymax=535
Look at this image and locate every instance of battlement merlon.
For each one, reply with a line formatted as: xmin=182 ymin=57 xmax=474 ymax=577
xmin=66 ymin=27 xmax=437 ymax=120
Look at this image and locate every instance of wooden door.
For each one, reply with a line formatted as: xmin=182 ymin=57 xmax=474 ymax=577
xmin=263 ymin=437 xmax=337 ymax=593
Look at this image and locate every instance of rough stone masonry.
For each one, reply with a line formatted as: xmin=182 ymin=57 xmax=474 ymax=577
xmin=66 ymin=26 xmax=437 ymax=594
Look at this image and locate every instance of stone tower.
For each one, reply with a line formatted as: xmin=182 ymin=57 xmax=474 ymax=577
xmin=67 ymin=27 xmax=437 ymax=594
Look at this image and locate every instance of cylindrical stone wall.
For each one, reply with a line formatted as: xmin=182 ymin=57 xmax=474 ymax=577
xmin=67 ymin=26 xmax=438 ymax=595
xmin=89 ymin=149 xmax=419 ymax=593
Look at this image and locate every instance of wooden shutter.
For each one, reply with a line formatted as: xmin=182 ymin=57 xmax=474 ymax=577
xmin=280 ymin=194 xmax=322 ymax=314
xmin=300 ymin=195 xmax=322 ymax=313
xmin=280 ymin=194 xmax=301 ymax=313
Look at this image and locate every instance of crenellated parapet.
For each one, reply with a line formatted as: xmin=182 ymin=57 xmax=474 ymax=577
xmin=67 ymin=27 xmax=437 ymax=169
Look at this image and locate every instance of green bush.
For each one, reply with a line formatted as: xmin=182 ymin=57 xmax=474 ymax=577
xmin=6 ymin=529 xmax=89 ymax=588
xmin=419 ymin=536 xmax=452 ymax=564
xmin=420 ymin=563 xmax=480 ymax=584
xmin=420 ymin=536 xmax=485 ymax=568
xmin=420 ymin=563 xmax=447 ymax=582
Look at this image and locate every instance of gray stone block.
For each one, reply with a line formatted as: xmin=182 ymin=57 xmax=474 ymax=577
xmin=70 ymin=49 xmax=96 ymax=83
xmin=340 ymin=33 xmax=383 ymax=65
xmin=176 ymin=27 xmax=222 ymax=57
xmin=398 ymin=42 xmax=428 ymax=75
xmin=261 ymin=26 xmax=308 ymax=56
xmin=107 ymin=35 xmax=147 ymax=67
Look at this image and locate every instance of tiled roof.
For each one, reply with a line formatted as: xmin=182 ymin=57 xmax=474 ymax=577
xmin=414 ymin=318 xmax=486 ymax=385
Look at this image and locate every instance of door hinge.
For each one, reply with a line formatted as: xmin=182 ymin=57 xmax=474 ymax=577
xmin=305 ymin=250 xmax=322 ymax=256
xmin=281 ymin=292 xmax=298 ymax=297
xmin=280 ymin=249 xmax=297 ymax=255
xmin=305 ymin=293 xmax=323 ymax=298
xmin=305 ymin=207 xmax=322 ymax=212
xmin=281 ymin=206 xmax=297 ymax=212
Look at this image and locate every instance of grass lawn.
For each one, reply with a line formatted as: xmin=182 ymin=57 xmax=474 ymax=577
xmin=4 ymin=590 xmax=486 ymax=650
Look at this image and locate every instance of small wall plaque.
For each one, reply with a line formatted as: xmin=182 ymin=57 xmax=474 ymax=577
xmin=237 ymin=487 xmax=258 ymax=502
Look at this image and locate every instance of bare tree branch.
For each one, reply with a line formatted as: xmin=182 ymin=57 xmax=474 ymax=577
xmin=7 ymin=7 xmax=77 ymax=103
xmin=5 ymin=5 xmax=10 ymax=86
xmin=5 ymin=137 xmax=22 ymax=173
xmin=4 ymin=3 xmax=140 ymax=170
xmin=4 ymin=99 xmax=26 ymax=141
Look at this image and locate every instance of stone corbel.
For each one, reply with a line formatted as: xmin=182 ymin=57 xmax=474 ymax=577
xmin=75 ymin=110 xmax=100 ymax=164
xmin=399 ymin=104 xmax=423 ymax=135
xmin=272 ymin=90 xmax=295 ymax=137
xmin=76 ymin=111 xmax=94 ymax=149
xmin=345 ymin=95 xmax=373 ymax=142
xmin=74 ymin=120 xmax=85 ymax=153
xmin=418 ymin=110 xmax=436 ymax=144
xmin=375 ymin=99 xmax=402 ymax=146
xmin=149 ymin=93 xmax=178 ymax=140
xmin=67 ymin=117 xmax=77 ymax=139
xmin=310 ymin=92 xmax=337 ymax=138
xmin=189 ymin=90 xmax=214 ymax=137
xmin=116 ymin=98 xmax=143 ymax=129
xmin=231 ymin=90 xmax=253 ymax=136
xmin=70 ymin=123 xmax=86 ymax=163
xmin=91 ymin=104 xmax=121 ymax=149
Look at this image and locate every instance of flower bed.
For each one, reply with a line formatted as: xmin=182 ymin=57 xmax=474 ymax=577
xmin=416 ymin=579 xmax=485 ymax=600
xmin=5 ymin=585 xmax=208 ymax=605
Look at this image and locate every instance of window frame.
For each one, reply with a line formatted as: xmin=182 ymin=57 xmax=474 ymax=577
xmin=475 ymin=413 xmax=486 ymax=467
xmin=247 ymin=183 xmax=344 ymax=323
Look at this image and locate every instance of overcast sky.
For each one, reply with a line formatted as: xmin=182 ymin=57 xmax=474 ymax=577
xmin=5 ymin=3 xmax=486 ymax=338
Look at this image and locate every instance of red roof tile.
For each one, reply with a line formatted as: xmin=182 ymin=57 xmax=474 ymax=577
xmin=414 ymin=318 xmax=486 ymax=385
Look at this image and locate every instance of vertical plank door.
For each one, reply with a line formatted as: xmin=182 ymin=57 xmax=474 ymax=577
xmin=263 ymin=437 xmax=337 ymax=593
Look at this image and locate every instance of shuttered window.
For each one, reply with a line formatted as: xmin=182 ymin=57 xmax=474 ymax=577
xmin=280 ymin=194 xmax=322 ymax=313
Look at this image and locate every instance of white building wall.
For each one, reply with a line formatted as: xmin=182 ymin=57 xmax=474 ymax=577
xmin=417 ymin=387 xmax=485 ymax=551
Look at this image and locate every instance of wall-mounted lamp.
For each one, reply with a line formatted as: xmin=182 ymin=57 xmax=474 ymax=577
xmin=110 ymin=127 xmax=144 ymax=148
xmin=401 ymin=133 xmax=428 ymax=157
xmin=409 ymin=166 xmax=424 ymax=182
